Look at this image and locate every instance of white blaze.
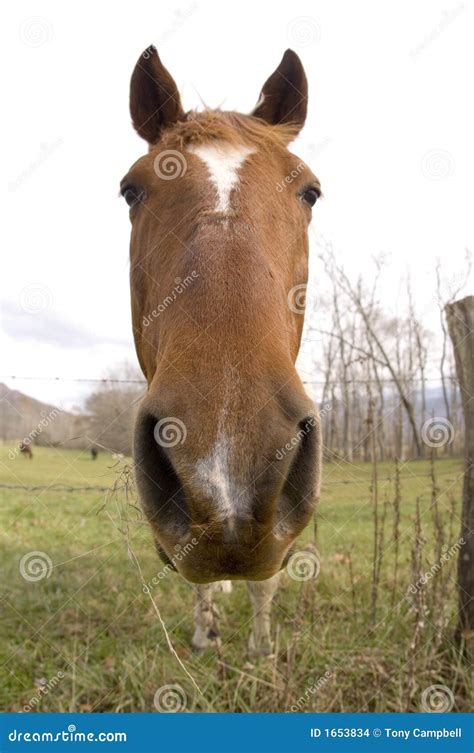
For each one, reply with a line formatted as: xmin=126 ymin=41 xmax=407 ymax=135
xmin=187 ymin=141 xmax=254 ymax=213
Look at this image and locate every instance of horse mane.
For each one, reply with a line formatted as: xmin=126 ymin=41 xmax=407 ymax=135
xmin=157 ymin=110 xmax=300 ymax=152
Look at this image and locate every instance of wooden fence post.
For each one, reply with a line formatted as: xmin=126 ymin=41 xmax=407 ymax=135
xmin=445 ymin=295 xmax=474 ymax=653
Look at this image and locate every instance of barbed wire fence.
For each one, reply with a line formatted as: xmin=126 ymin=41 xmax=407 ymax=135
xmin=0 ymin=371 xmax=464 ymax=472
xmin=0 ymin=470 xmax=460 ymax=494
xmin=0 ymin=373 xmax=458 ymax=386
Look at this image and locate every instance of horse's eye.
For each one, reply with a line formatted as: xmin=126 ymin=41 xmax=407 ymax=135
xmin=122 ymin=185 xmax=145 ymax=208
xmin=302 ymin=188 xmax=319 ymax=208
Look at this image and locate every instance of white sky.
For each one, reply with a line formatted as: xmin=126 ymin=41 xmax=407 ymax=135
xmin=1 ymin=0 xmax=473 ymax=409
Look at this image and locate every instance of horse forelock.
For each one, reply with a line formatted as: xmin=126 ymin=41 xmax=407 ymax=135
xmin=154 ymin=109 xmax=300 ymax=153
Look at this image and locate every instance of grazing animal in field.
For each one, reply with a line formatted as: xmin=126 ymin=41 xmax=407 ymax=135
xmin=19 ymin=441 xmax=33 ymax=459
xmin=91 ymin=447 xmax=98 ymax=460
xmin=123 ymin=46 xmax=321 ymax=655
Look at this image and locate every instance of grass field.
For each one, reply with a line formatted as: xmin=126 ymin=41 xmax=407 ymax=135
xmin=0 ymin=445 xmax=472 ymax=713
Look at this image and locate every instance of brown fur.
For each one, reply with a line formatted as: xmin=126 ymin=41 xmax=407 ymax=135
xmin=124 ymin=47 xmax=322 ymax=585
xmin=158 ymin=110 xmax=302 ymax=151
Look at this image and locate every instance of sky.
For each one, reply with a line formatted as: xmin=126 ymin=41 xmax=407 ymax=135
xmin=1 ymin=0 xmax=473 ymax=410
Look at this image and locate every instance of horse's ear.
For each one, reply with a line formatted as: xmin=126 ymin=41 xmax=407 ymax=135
xmin=251 ymin=49 xmax=308 ymax=135
xmin=130 ymin=46 xmax=185 ymax=144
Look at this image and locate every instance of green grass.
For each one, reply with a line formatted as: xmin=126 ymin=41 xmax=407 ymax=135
xmin=0 ymin=445 xmax=471 ymax=713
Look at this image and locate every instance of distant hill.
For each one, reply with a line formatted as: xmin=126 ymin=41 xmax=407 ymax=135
xmin=0 ymin=383 xmax=88 ymax=448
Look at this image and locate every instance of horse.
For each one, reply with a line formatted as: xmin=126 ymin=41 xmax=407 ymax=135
xmin=19 ymin=440 xmax=33 ymax=459
xmin=123 ymin=46 xmax=322 ymax=656
xmin=91 ymin=447 xmax=98 ymax=460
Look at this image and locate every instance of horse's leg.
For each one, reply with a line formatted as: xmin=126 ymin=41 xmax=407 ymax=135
xmin=191 ymin=581 xmax=232 ymax=650
xmin=247 ymin=572 xmax=280 ymax=658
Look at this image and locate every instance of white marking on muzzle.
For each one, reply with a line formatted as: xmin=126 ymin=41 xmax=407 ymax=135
xmin=195 ymin=437 xmax=234 ymax=519
xmin=187 ymin=141 xmax=255 ymax=213
xmin=195 ymin=434 xmax=249 ymax=527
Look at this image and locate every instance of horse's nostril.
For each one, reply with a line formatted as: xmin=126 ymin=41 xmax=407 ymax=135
xmin=134 ymin=409 xmax=189 ymax=535
xmin=277 ymin=411 xmax=321 ymax=528
xmin=297 ymin=414 xmax=319 ymax=439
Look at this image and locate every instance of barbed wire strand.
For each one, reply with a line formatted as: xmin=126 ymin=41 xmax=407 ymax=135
xmin=0 ymin=374 xmax=458 ymax=387
xmin=0 ymin=470 xmax=459 ymax=494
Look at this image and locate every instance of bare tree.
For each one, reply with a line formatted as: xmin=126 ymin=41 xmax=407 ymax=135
xmin=317 ymin=242 xmax=423 ymax=457
xmin=85 ymin=362 xmax=145 ymax=455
